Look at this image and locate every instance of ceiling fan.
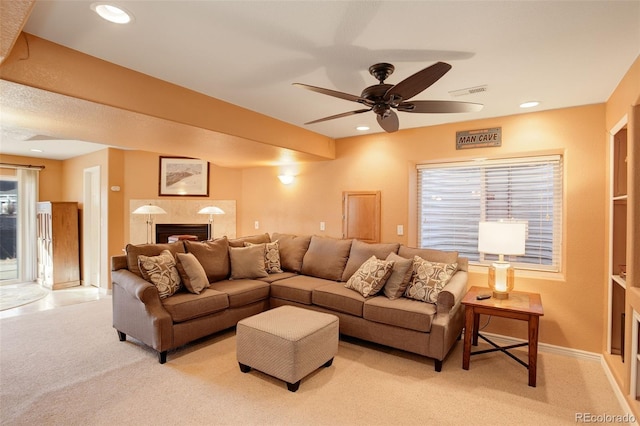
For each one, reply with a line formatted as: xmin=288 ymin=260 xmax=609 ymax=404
xmin=293 ymin=62 xmax=483 ymax=133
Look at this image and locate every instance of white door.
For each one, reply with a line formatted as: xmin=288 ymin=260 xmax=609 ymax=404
xmin=83 ymin=166 xmax=101 ymax=287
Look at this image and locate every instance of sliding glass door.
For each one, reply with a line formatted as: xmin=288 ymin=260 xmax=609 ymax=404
xmin=0 ymin=170 xmax=18 ymax=283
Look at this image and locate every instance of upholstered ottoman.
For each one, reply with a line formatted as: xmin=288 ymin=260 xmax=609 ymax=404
xmin=236 ymin=305 xmax=339 ymax=392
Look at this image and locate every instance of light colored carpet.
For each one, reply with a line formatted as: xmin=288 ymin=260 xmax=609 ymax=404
xmin=0 ymin=297 xmax=628 ymax=425
xmin=0 ymin=283 xmax=48 ymax=311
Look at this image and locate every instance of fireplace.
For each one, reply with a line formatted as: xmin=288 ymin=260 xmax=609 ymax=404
xmin=155 ymin=224 xmax=210 ymax=243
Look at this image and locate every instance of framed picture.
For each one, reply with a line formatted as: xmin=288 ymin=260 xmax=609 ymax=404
xmin=159 ymin=156 xmax=210 ymax=196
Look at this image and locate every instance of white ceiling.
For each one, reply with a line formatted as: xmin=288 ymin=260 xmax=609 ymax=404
xmin=1 ymin=0 xmax=639 ymax=161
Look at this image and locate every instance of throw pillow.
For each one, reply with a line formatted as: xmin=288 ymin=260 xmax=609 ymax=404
xmin=175 ymin=252 xmax=209 ymax=294
xmin=344 ymin=255 xmax=395 ymax=298
xmin=341 ymin=240 xmax=400 ymax=282
xmin=229 ymin=245 xmax=269 ymax=279
xmin=404 ymin=256 xmax=458 ymax=304
xmin=383 ymin=252 xmax=414 ymax=300
xmin=245 ymin=241 xmax=283 ymax=273
xmin=137 ymin=250 xmax=182 ymax=299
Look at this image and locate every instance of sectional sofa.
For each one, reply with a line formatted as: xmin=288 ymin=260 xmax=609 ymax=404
xmin=111 ymin=233 xmax=468 ymax=371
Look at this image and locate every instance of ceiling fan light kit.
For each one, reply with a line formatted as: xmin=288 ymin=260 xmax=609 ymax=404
xmin=294 ymin=61 xmax=484 ymax=133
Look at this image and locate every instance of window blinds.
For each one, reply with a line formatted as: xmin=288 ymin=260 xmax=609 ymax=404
xmin=417 ymin=155 xmax=563 ymax=272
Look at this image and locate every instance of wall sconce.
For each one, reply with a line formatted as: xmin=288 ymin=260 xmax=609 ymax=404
xmin=278 ymin=175 xmax=295 ymax=185
xmin=198 ymin=206 xmax=225 ymax=240
xmin=132 ymin=204 xmax=167 ymax=244
xmin=278 ymin=174 xmax=295 ymax=185
xmin=477 ymin=221 xmax=526 ymax=299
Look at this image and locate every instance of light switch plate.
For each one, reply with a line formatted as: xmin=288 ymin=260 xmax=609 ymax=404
xmin=254 ymin=221 xmax=259 ymax=229
xmin=397 ymin=225 xmax=404 ymax=236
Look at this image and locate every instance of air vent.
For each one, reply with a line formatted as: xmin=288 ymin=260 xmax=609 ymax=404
xmin=449 ymin=85 xmax=488 ymax=97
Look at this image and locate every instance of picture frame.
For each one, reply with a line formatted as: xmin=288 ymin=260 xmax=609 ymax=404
xmin=158 ymin=156 xmax=210 ymax=197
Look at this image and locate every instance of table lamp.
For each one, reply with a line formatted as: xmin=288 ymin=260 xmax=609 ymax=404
xmin=132 ymin=204 xmax=167 ymax=243
xmin=477 ymin=221 xmax=526 ymax=299
xmin=198 ymin=206 xmax=225 ymax=240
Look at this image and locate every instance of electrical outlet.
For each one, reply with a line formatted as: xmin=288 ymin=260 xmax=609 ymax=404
xmin=320 ymin=221 xmax=325 ymax=231
xmin=397 ymin=225 xmax=404 ymax=236
xmin=254 ymin=221 xmax=259 ymax=229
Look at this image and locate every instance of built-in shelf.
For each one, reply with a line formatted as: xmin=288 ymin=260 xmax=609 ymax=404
xmin=607 ymin=119 xmax=627 ymax=367
xmin=613 ymin=275 xmax=627 ymax=289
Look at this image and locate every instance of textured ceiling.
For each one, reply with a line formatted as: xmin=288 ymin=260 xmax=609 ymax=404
xmin=1 ymin=0 xmax=639 ymax=161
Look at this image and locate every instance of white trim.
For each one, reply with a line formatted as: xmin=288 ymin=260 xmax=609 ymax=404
xmin=474 ymin=331 xmax=637 ymax=424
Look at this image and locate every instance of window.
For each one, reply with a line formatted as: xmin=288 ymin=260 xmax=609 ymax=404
xmin=417 ymin=155 xmax=563 ymax=272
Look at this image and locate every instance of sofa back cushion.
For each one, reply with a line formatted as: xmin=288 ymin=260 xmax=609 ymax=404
xmin=398 ymin=246 xmax=459 ymax=266
xmin=125 ymin=241 xmax=186 ymax=278
xmin=301 ymin=236 xmax=352 ymax=281
xmin=228 ymin=233 xmax=271 ymax=247
xmin=184 ymin=238 xmax=230 ymax=283
xmin=175 ymin=252 xmax=209 ymax=294
xmin=271 ymin=233 xmax=311 ymax=273
xmin=341 ymin=240 xmax=400 ymax=282
xmin=228 ymin=245 xmax=269 ymax=280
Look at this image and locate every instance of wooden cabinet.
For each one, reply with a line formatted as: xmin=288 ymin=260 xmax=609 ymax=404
xmin=37 ymin=202 xmax=80 ymax=290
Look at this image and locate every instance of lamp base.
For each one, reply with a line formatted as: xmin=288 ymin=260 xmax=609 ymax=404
xmin=492 ymin=291 xmax=509 ymax=300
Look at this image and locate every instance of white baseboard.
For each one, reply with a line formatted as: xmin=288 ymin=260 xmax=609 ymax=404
xmin=470 ymin=331 xmax=637 ymax=424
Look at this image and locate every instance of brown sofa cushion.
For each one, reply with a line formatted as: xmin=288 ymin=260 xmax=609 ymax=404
xmin=229 ymin=245 xmax=269 ymax=280
xmin=210 ymin=279 xmax=270 ymax=308
xmin=341 ymin=240 xmax=400 ymax=282
xmin=271 ymin=233 xmax=311 ymax=273
xmin=398 ymin=246 xmax=458 ymax=265
xmin=175 ymin=252 xmax=209 ymax=294
xmin=270 ymin=275 xmax=330 ymax=305
xmin=228 ymin=233 xmax=271 ymax=247
xmin=245 ymin=241 xmax=283 ymax=273
xmin=137 ymin=250 xmax=182 ymax=299
xmin=301 ymin=236 xmax=352 ymax=281
xmin=313 ymin=282 xmax=366 ymax=317
xmin=162 ymin=288 xmax=229 ymax=323
xmin=125 ymin=241 xmax=186 ymax=278
xmin=184 ymin=238 xmax=230 ymax=283
xmin=363 ymin=296 xmax=436 ymax=332
xmin=383 ymin=252 xmax=414 ymax=299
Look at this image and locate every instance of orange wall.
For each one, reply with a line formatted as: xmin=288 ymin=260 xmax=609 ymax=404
xmin=0 ymin=153 xmax=63 ymax=201
xmin=240 ymin=104 xmax=608 ymax=353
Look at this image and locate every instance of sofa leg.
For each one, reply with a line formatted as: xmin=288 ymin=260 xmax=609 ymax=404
xmin=323 ymin=357 xmax=334 ymax=368
xmin=434 ymin=359 xmax=442 ymax=372
xmin=239 ymin=363 xmax=251 ymax=373
xmin=117 ymin=330 xmax=126 ymax=342
xmin=158 ymin=351 xmax=167 ymax=364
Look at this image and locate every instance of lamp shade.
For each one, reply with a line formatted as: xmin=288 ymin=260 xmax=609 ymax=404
xmin=198 ymin=206 xmax=225 ymax=215
xmin=132 ymin=204 xmax=167 ymax=215
xmin=478 ymin=221 xmax=526 ymax=255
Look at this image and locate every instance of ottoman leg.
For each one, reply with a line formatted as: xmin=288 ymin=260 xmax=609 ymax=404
xmin=287 ymin=380 xmax=301 ymax=392
xmin=323 ymin=357 xmax=334 ymax=368
xmin=239 ymin=363 xmax=251 ymax=373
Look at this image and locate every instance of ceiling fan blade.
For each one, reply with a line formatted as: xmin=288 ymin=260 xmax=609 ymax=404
xmin=384 ymin=62 xmax=452 ymax=102
xmin=377 ymin=110 xmax=399 ymax=133
xmin=305 ymin=108 xmax=371 ymax=125
xmin=293 ymin=83 xmax=363 ymax=103
xmin=397 ymin=100 xmax=484 ymax=113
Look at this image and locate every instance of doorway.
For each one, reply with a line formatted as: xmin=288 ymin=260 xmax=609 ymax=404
xmin=83 ymin=166 xmax=101 ymax=288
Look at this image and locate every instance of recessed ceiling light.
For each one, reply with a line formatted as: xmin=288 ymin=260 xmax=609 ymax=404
xmin=91 ymin=3 xmax=133 ymax=24
xmin=520 ymin=101 xmax=540 ymax=108
xmin=356 ymin=126 xmax=370 ymax=131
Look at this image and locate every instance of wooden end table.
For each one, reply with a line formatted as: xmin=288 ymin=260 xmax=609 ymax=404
xmin=462 ymin=286 xmax=544 ymax=387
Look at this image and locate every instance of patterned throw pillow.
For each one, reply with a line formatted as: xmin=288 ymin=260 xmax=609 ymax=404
xmin=245 ymin=241 xmax=283 ymax=273
xmin=137 ymin=250 xmax=182 ymax=299
xmin=344 ymin=255 xmax=395 ymax=298
xmin=404 ymin=256 xmax=457 ymax=304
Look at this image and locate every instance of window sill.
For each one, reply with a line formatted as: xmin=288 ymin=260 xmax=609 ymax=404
xmin=468 ymin=264 xmax=566 ymax=282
